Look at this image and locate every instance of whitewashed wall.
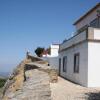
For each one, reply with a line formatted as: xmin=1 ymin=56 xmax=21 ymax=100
xmin=75 ymin=7 xmax=100 ymax=30
xmin=42 ymin=57 xmax=59 ymax=70
xmin=48 ymin=57 xmax=59 ymax=70
xmin=94 ymin=28 xmax=100 ymax=39
xmin=42 ymin=44 xmax=59 ymax=70
xmin=88 ymin=42 xmax=100 ymax=87
xmin=50 ymin=45 xmax=59 ymax=57
xmin=59 ymin=42 xmax=88 ymax=87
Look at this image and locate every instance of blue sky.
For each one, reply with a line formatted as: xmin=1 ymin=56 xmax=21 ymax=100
xmin=0 ymin=0 xmax=99 ymax=72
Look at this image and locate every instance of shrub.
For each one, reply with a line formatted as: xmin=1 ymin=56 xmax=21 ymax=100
xmin=0 ymin=78 xmax=7 ymax=88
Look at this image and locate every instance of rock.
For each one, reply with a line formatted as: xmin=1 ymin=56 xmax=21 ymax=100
xmin=2 ymin=56 xmax=57 ymax=100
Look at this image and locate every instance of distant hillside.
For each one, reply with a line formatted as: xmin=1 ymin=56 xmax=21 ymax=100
xmin=0 ymin=72 xmax=10 ymax=78
xmin=0 ymin=78 xmax=7 ymax=88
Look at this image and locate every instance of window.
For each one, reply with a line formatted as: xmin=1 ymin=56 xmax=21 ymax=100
xmin=74 ymin=53 xmax=80 ymax=73
xmin=63 ymin=56 xmax=67 ymax=72
xmin=59 ymin=58 xmax=61 ymax=75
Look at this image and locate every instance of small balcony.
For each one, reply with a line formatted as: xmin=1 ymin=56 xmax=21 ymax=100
xmin=59 ymin=27 xmax=100 ymax=52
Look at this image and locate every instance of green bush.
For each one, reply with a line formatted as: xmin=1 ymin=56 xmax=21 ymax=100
xmin=0 ymin=78 xmax=6 ymax=88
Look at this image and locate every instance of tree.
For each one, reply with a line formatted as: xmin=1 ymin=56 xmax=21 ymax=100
xmin=35 ymin=47 xmax=44 ymax=57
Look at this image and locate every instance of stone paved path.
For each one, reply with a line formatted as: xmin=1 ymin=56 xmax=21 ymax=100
xmin=50 ymin=77 xmax=100 ymax=100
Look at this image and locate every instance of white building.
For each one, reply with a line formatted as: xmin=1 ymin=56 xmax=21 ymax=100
xmin=42 ymin=44 xmax=59 ymax=70
xmin=59 ymin=3 xmax=100 ymax=87
xmin=50 ymin=44 xmax=59 ymax=57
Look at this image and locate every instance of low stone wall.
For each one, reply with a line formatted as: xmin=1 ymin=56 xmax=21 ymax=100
xmin=25 ymin=61 xmax=58 ymax=83
xmin=27 ymin=55 xmax=43 ymax=62
xmin=38 ymin=68 xmax=58 ymax=83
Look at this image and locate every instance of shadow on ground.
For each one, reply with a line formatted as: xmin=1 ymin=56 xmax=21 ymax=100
xmin=85 ymin=92 xmax=100 ymax=100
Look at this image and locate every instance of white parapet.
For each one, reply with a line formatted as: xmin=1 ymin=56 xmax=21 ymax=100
xmin=60 ymin=30 xmax=87 ymax=52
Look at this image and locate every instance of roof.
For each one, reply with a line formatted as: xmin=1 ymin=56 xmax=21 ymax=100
xmin=73 ymin=3 xmax=100 ymax=25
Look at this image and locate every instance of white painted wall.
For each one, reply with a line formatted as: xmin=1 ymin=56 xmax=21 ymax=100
xmin=94 ymin=28 xmax=100 ymax=39
xmin=88 ymin=42 xmax=100 ymax=87
xmin=50 ymin=44 xmax=59 ymax=57
xmin=59 ymin=42 xmax=88 ymax=87
xmin=75 ymin=7 xmax=100 ymax=30
xmin=42 ymin=56 xmax=59 ymax=70
xmin=42 ymin=44 xmax=59 ymax=70
xmin=47 ymin=57 xmax=59 ymax=70
xmin=60 ymin=41 xmax=100 ymax=87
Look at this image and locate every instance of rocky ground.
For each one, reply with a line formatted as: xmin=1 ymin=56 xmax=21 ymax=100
xmin=50 ymin=77 xmax=100 ymax=100
xmin=2 ymin=55 xmax=100 ymax=100
xmin=3 ymin=69 xmax=51 ymax=100
xmin=0 ymin=78 xmax=7 ymax=100
xmin=2 ymin=56 xmax=58 ymax=100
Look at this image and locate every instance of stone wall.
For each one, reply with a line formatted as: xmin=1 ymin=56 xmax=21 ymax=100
xmin=2 ymin=56 xmax=58 ymax=100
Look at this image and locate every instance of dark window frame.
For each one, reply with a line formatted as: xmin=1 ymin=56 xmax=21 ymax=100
xmin=63 ymin=56 xmax=67 ymax=72
xmin=59 ymin=58 xmax=61 ymax=75
xmin=74 ymin=53 xmax=80 ymax=73
xmin=99 ymin=17 xmax=100 ymax=27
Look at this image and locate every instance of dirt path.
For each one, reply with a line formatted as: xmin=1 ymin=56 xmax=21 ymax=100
xmin=50 ymin=77 xmax=100 ymax=100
